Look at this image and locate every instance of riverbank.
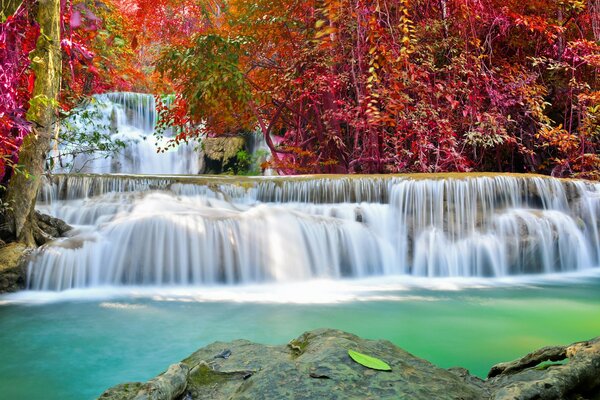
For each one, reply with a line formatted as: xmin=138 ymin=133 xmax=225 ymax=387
xmin=100 ymin=328 xmax=600 ymax=400
xmin=0 ymin=211 xmax=72 ymax=293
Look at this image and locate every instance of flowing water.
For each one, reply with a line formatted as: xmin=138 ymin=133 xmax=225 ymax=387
xmin=29 ymin=173 xmax=600 ymax=290
xmin=1 ymin=92 xmax=599 ymax=399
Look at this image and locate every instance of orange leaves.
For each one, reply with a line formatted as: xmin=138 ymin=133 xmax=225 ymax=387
xmin=314 ymin=21 xmax=337 ymax=40
xmin=536 ymin=123 xmax=600 ymax=178
xmin=537 ymin=124 xmax=580 ymax=156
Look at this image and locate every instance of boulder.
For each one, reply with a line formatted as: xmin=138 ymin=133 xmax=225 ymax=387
xmin=100 ymin=330 xmax=600 ymax=400
xmin=100 ymin=329 xmax=483 ymax=400
xmin=33 ymin=211 xmax=73 ymax=245
xmin=487 ymin=336 xmax=600 ymax=399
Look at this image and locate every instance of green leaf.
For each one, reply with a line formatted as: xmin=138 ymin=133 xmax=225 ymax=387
xmin=348 ymin=350 xmax=391 ymax=371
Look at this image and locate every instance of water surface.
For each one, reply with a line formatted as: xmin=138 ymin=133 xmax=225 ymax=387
xmin=1 ymin=274 xmax=599 ymax=400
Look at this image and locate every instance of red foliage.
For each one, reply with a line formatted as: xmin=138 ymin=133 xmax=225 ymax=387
xmin=59 ymin=0 xmax=147 ymax=107
xmin=3 ymin=0 xmax=599 ymax=178
xmin=155 ymin=0 xmax=599 ymax=176
xmin=0 ymin=3 xmax=39 ymax=182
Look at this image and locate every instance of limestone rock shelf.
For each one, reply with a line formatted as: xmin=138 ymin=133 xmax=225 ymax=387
xmin=99 ymin=329 xmax=600 ymax=400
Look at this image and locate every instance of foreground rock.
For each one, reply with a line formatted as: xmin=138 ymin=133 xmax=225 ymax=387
xmin=486 ymin=336 xmax=600 ymax=399
xmin=98 ymin=329 xmax=600 ymax=400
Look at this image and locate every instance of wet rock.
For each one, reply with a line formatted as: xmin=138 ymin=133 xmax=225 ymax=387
xmin=34 ymin=211 xmax=73 ymax=244
xmin=0 ymin=242 xmax=31 ymax=293
xmin=100 ymin=330 xmax=600 ymax=400
xmin=99 ymin=329 xmax=484 ymax=400
xmin=354 ymin=207 xmax=364 ymax=223
xmin=202 ymin=137 xmax=245 ymax=174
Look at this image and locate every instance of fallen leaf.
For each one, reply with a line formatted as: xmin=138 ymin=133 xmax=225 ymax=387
xmin=348 ymin=350 xmax=391 ymax=371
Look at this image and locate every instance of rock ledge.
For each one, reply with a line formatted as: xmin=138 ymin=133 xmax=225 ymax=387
xmin=99 ymin=329 xmax=600 ymax=400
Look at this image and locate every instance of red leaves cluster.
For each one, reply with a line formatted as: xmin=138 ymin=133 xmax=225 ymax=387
xmin=0 ymin=4 xmax=39 ymax=182
xmin=59 ymin=0 xmax=147 ymax=107
xmin=3 ymin=0 xmax=598 ymax=178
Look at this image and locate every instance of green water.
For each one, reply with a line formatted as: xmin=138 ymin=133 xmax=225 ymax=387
xmin=1 ymin=276 xmax=600 ymax=399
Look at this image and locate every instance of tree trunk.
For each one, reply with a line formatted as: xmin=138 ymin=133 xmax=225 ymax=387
xmin=5 ymin=0 xmax=61 ymax=246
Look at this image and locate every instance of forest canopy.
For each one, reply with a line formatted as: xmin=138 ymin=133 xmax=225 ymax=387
xmin=1 ymin=0 xmax=599 ymax=178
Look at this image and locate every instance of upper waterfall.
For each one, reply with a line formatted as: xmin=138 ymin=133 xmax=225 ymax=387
xmin=29 ymin=174 xmax=600 ymax=291
xmin=52 ymin=92 xmax=201 ymax=175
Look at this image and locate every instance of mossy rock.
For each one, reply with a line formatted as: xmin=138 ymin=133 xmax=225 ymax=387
xmin=101 ymin=329 xmax=484 ymax=400
xmin=0 ymin=242 xmax=31 ymax=293
xmin=202 ymin=137 xmax=246 ymax=174
xmin=100 ymin=330 xmax=600 ymax=400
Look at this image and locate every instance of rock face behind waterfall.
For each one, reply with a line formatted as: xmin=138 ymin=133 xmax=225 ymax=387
xmin=201 ymin=137 xmax=246 ymax=174
xmin=99 ymin=329 xmax=600 ymax=400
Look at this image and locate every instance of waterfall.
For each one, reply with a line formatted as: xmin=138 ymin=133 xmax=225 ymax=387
xmin=246 ymin=131 xmax=277 ymax=176
xmin=28 ymin=174 xmax=600 ymax=291
xmin=51 ymin=92 xmax=201 ymax=174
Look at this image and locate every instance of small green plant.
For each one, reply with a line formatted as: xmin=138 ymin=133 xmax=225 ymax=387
xmin=232 ymin=148 xmax=269 ymax=175
xmin=235 ymin=149 xmax=252 ymax=172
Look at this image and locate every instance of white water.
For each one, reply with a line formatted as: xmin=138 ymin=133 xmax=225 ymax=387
xmin=29 ymin=174 xmax=600 ymax=291
xmin=52 ymin=92 xmax=201 ymax=174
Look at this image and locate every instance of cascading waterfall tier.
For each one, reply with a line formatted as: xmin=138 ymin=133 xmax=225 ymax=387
xmin=29 ymin=173 xmax=600 ymax=291
xmin=52 ymin=92 xmax=201 ymax=174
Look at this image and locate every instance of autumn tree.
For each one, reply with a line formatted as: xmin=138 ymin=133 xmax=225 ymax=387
xmin=1 ymin=0 xmax=143 ymax=245
xmin=4 ymin=0 xmax=61 ymax=245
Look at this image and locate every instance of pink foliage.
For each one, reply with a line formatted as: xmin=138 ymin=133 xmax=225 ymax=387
xmin=0 ymin=3 xmax=39 ymax=183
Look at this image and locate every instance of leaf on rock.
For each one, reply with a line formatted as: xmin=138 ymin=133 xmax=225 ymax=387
xmin=348 ymin=350 xmax=391 ymax=371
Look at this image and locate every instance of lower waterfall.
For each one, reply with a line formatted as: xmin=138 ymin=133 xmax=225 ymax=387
xmin=28 ymin=174 xmax=600 ymax=291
